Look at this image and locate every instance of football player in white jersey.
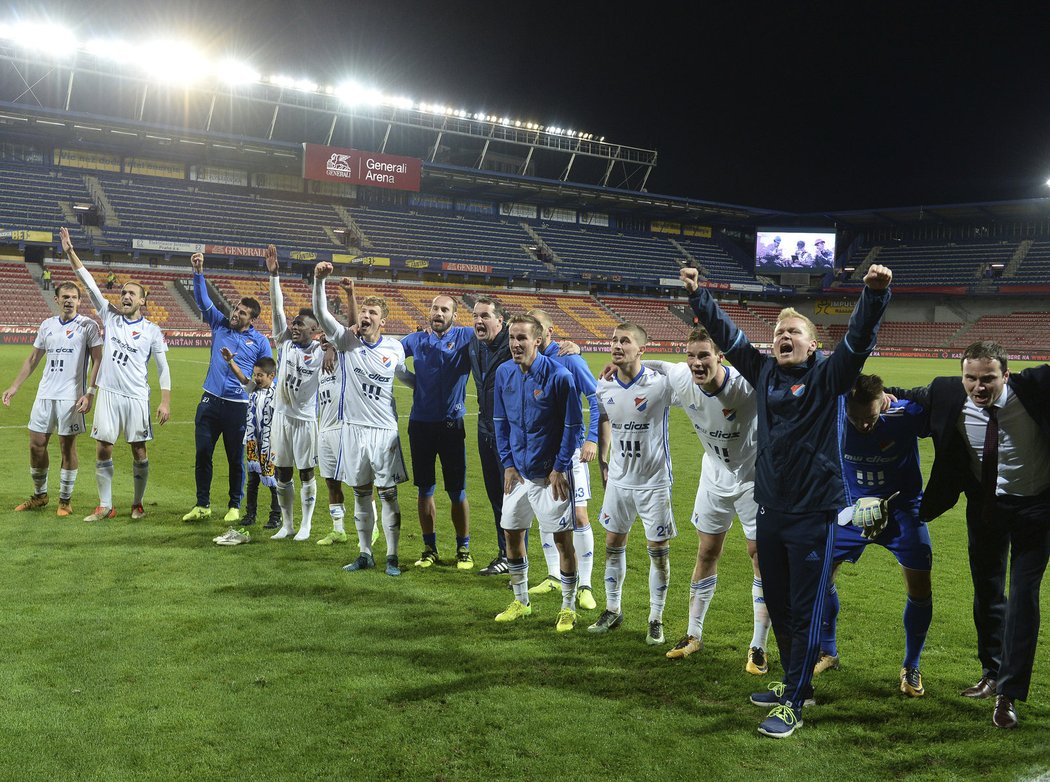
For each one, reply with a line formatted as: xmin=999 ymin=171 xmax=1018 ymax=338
xmin=3 ymin=280 xmax=103 ymax=516
xmin=265 ymin=246 xmax=324 ymax=541
xmin=648 ymin=329 xmax=771 ymax=675
xmin=58 ymin=227 xmax=171 ymax=522
xmin=588 ymin=323 xmax=678 ymax=645
xmin=313 ymin=263 xmax=412 ymax=577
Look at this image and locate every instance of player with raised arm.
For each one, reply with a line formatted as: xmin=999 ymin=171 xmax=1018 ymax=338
xmin=3 ymin=280 xmax=103 ymax=516
xmin=623 ymin=328 xmax=771 ymax=674
xmin=813 ymin=373 xmax=933 ymax=698
xmin=58 ymin=226 xmax=171 ymax=521
xmin=313 ymin=262 xmax=412 ymax=576
xmin=266 ymin=246 xmax=324 ymax=541
xmin=526 ymin=309 xmax=602 ymax=611
xmin=587 ymin=323 xmax=678 ymax=645
xmin=493 ymin=315 xmax=584 ymax=632
xmin=183 ymin=249 xmax=271 ymax=525
xmin=682 ymin=262 xmax=892 ymax=738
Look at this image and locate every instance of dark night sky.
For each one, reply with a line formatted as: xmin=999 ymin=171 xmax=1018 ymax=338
xmin=24 ymin=1 xmax=1050 ymax=212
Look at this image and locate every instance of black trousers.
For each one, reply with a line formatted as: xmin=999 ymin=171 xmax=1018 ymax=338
xmin=756 ymin=506 xmax=837 ymax=709
xmin=245 ymin=471 xmax=280 ymax=517
xmin=194 ymin=393 xmax=247 ymax=509
xmin=965 ymin=490 xmax=1050 ymax=701
xmin=478 ymin=431 xmax=507 ymax=557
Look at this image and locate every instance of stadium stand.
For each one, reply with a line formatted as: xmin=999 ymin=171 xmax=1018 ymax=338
xmin=599 ymin=295 xmax=692 ymax=341
xmin=845 ymin=240 xmax=1015 ymax=285
xmin=0 ymin=163 xmax=93 ymax=242
xmin=532 ymin=223 xmax=683 ymax=284
xmin=0 ymin=261 xmax=54 ymax=325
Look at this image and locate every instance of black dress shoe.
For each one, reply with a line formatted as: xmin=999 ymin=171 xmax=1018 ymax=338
xmin=961 ymin=676 xmax=997 ymax=698
xmin=992 ymin=695 xmax=1018 ymax=728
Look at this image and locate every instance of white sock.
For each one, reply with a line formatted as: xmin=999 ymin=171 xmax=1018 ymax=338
xmin=31 ymin=467 xmax=48 ymax=495
xmin=95 ymin=459 xmax=114 ymax=508
xmin=647 ymin=545 xmax=670 ymax=623
xmin=59 ymin=468 xmax=77 ymax=501
xmin=604 ymin=545 xmax=627 ymax=613
xmin=132 ymin=459 xmax=149 ymax=505
xmin=378 ymin=487 xmax=401 ymax=560
xmin=275 ymin=479 xmax=295 ymax=533
xmin=353 ymin=489 xmax=376 ymax=555
xmin=560 ymin=569 xmax=578 ymax=610
xmin=573 ymin=524 xmax=595 ymax=589
xmin=330 ymin=503 xmax=345 ymax=534
xmin=509 ymin=558 xmax=529 ymax=605
xmin=541 ymin=531 xmax=560 ymax=579
xmin=688 ymin=575 xmax=718 ymax=640
xmin=750 ymin=578 xmax=771 ymax=650
xmin=294 ymin=479 xmax=316 ymax=540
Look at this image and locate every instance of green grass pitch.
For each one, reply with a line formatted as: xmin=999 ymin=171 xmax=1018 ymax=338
xmin=0 ymin=345 xmax=1047 ymax=782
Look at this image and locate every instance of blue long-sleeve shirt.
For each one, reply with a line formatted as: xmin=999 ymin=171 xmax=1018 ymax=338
xmin=494 ymin=354 xmax=583 ymax=479
xmin=401 ymin=325 xmax=473 ymax=422
xmin=841 ymin=399 xmax=927 ymax=510
xmin=544 ymin=341 xmax=599 ymax=447
xmin=688 ymin=284 xmax=890 ymax=512
xmin=194 ymin=273 xmax=272 ymax=401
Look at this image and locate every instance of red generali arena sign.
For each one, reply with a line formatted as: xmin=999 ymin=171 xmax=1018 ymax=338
xmin=302 ymin=143 xmax=421 ymax=192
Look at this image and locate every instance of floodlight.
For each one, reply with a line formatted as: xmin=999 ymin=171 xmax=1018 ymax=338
xmin=269 ymin=74 xmax=296 ymax=89
xmin=140 ymin=41 xmax=209 ymax=84
xmin=294 ymin=78 xmax=318 ymax=92
xmin=1046 ymin=178 xmax=1050 ymax=187
xmin=216 ymin=58 xmax=260 ymax=86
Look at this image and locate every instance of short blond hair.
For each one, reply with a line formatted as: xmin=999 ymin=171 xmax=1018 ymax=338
xmin=614 ymin=322 xmax=648 ymax=346
xmin=775 ymin=307 xmax=816 ymax=341
xmin=361 ymin=295 xmax=388 ymax=318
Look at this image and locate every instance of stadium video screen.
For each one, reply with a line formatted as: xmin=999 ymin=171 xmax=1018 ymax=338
xmin=755 ymin=229 xmax=836 ymax=273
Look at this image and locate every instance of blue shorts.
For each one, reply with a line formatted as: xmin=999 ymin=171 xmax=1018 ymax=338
xmin=833 ymin=506 xmax=932 ymax=572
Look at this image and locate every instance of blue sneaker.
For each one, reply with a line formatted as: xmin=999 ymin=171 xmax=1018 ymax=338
xmin=758 ymin=703 xmax=803 ymax=738
xmin=750 ymin=682 xmax=816 ymax=707
xmin=343 ymin=553 xmax=376 ymax=572
xmin=385 ymin=556 xmax=402 ymax=577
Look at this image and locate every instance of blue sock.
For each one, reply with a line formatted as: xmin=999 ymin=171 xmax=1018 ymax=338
xmin=903 ymin=593 xmax=932 ymax=669
xmin=456 ymin=535 xmax=470 ymax=550
xmin=820 ymin=584 xmax=840 ymax=657
xmin=423 ymin=533 xmax=437 ymax=552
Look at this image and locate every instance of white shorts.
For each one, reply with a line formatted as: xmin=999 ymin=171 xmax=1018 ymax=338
xmin=318 ymin=427 xmax=341 ymax=480
xmin=29 ymin=397 xmax=86 ymax=437
xmin=340 ymin=425 xmax=409 ymax=488
xmin=91 ymin=388 xmax=152 ymax=444
xmin=598 ymin=483 xmax=677 ymax=541
xmin=500 ymin=477 xmax=575 ymax=535
xmin=571 ymin=448 xmax=592 ymax=507
xmin=691 ymin=479 xmax=759 ymax=540
xmin=271 ymin=412 xmax=318 ymax=469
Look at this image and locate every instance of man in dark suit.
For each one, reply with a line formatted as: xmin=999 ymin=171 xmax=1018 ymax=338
xmin=890 ymin=341 xmax=1050 ymax=728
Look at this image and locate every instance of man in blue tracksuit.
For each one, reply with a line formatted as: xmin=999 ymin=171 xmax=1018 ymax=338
xmin=183 ymin=252 xmax=272 ymax=525
xmin=401 ymin=294 xmax=475 ymax=569
xmin=493 ymin=314 xmax=584 ymax=633
xmin=681 ymin=263 xmax=893 ymax=738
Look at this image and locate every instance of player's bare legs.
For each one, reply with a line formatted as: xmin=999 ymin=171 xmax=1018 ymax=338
xmin=19 ymin=430 xmax=52 ymax=508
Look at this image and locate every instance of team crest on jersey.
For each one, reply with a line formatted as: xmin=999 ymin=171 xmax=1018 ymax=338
xmin=446 ymin=341 xmax=455 ymax=350
xmin=879 ymin=439 xmax=895 ymax=452
xmin=131 ymin=330 xmax=141 ymax=340
xmin=722 ymin=408 xmax=736 ymax=420
xmin=634 ymin=396 xmax=647 ymax=411
xmin=381 ymin=355 xmax=392 ymax=367
xmin=791 ymin=384 xmax=805 ymax=397
xmin=245 ymin=340 xmax=255 ymax=347
xmin=65 ymin=328 xmax=75 ymax=339
xmin=303 ymin=353 xmax=313 ymax=363
xmin=533 ymin=388 xmax=543 ymax=399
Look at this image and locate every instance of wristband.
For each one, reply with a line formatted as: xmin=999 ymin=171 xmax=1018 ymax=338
xmin=86 ymin=386 xmax=97 ymax=396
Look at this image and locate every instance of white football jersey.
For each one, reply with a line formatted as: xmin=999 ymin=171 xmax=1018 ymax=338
xmin=331 ymin=329 xmax=405 ymax=432
xmin=596 ymin=367 xmax=676 ymax=490
xmin=663 ymin=362 xmax=757 ymax=495
xmin=273 ymin=336 xmax=324 ymax=422
xmin=32 ymin=315 xmax=102 ymax=400
xmin=317 ymin=352 xmax=342 ymax=431
xmin=98 ymin=309 xmax=167 ymax=400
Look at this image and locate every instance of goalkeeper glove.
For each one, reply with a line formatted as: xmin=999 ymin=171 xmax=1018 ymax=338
xmin=851 ymin=491 xmax=899 ymax=539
